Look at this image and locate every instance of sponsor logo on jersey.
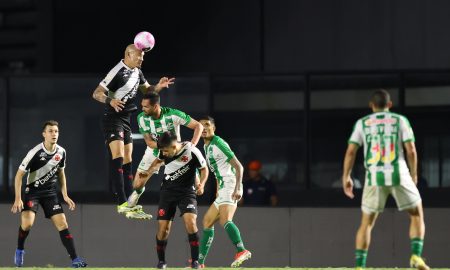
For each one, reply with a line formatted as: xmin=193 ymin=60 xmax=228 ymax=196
xmin=180 ymin=155 xmax=189 ymax=162
xmin=165 ymin=165 xmax=190 ymax=181
xmin=40 ymin=157 xmax=46 ymax=161
xmin=34 ymin=165 xmax=59 ymax=188
xmin=364 ymin=118 xmax=397 ymax=126
xmin=39 ymin=152 xmax=47 ymax=157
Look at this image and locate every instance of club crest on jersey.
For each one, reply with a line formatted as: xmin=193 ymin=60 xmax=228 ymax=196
xmin=180 ymin=155 xmax=189 ymax=162
xmin=54 ymin=154 xmax=61 ymax=161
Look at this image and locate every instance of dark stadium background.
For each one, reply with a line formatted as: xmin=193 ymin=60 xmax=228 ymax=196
xmin=0 ymin=1 xmax=450 ymax=267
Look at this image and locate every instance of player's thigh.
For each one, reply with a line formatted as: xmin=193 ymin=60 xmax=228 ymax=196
xmin=202 ymin=204 xmax=220 ymax=229
xmin=137 ymin=147 xmax=159 ymax=173
xmin=109 ymin=140 xmax=125 ymax=159
xmin=391 ymin=180 xmax=422 ymax=212
xmin=361 ymin=185 xmax=390 ymax=214
xmin=20 ymin=210 xmax=37 ymax=229
xmin=123 ymin=142 xmax=133 ymax=164
xmin=40 ymin=196 xmax=65 ymax=220
xmin=218 ymin=204 xmax=237 ymax=226
xmin=50 ymin=213 xmax=69 ymax=231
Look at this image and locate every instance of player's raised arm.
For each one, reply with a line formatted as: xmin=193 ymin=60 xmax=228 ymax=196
xmin=186 ymin=119 xmax=204 ymax=146
xmin=342 ymin=143 xmax=359 ymax=199
xmin=139 ymin=77 xmax=175 ymax=95
xmin=229 ymin=156 xmax=244 ymax=201
xmin=11 ymin=169 xmax=26 ymax=213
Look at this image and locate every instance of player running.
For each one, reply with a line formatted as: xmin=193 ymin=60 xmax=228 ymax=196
xmin=135 ymin=131 xmax=208 ymax=269
xmin=342 ymin=89 xmax=429 ymax=270
xmin=92 ymin=44 xmax=174 ymax=217
xmin=11 ymin=120 xmax=87 ymax=268
xmin=197 ymin=116 xmax=251 ymax=268
xmin=126 ymin=91 xmax=203 ymax=219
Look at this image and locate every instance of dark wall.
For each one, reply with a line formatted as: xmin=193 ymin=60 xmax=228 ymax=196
xmin=52 ymin=0 xmax=450 ymax=73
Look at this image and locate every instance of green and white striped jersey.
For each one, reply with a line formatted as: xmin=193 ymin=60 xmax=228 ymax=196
xmin=204 ymin=135 xmax=236 ymax=190
xmin=137 ymin=107 xmax=192 ymax=155
xmin=348 ymin=111 xmax=415 ymax=186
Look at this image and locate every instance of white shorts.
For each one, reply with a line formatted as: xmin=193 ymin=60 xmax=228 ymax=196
xmin=137 ymin=147 xmax=160 ymax=174
xmin=213 ymin=181 xmax=242 ymax=209
xmin=361 ymin=179 xmax=422 ymax=214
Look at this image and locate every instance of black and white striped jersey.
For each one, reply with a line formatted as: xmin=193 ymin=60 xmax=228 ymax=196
xmin=19 ymin=143 xmax=66 ymax=198
xmin=99 ymin=60 xmax=147 ymax=114
xmin=158 ymin=142 xmax=207 ymax=193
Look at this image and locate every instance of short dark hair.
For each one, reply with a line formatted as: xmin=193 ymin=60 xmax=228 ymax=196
xmin=142 ymin=91 xmax=160 ymax=105
xmin=157 ymin=131 xmax=177 ymax=149
xmin=371 ymin=89 xmax=391 ymax=108
xmin=199 ymin=115 xmax=215 ymax=125
xmin=42 ymin=120 xmax=59 ymax=131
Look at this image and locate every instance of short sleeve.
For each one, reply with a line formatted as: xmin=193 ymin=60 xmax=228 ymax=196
xmin=191 ymin=146 xmax=207 ymax=169
xmin=169 ymin=108 xmax=192 ymax=126
xmin=216 ymin=137 xmax=235 ymax=161
xmin=60 ymin=151 xmax=66 ymax=169
xmin=400 ymin=116 xmax=415 ymax=143
xmin=139 ymin=69 xmax=147 ymax=85
xmin=348 ymin=119 xmax=363 ymax=146
xmin=99 ymin=68 xmax=121 ymax=92
xmin=18 ymin=150 xmax=35 ymax=172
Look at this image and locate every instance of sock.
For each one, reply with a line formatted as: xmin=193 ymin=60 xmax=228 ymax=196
xmin=109 ymin=157 xmax=126 ymax=205
xmin=156 ymin=237 xmax=168 ymax=262
xmin=17 ymin=226 xmax=30 ymax=250
xmin=199 ymin=227 xmax=214 ymax=264
xmin=122 ymin=162 xmax=134 ymax=197
xmin=411 ymin=238 xmax=424 ymax=257
xmin=59 ymin=229 xmax=77 ymax=260
xmin=188 ymin=232 xmax=200 ymax=261
xmin=355 ymin=249 xmax=368 ymax=268
xmin=224 ymin=221 xmax=245 ymax=252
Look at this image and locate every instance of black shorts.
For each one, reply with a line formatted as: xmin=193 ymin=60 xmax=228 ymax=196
xmin=102 ymin=112 xmax=133 ymax=145
xmin=157 ymin=191 xmax=198 ymax=220
xmin=23 ymin=195 xmax=64 ymax=219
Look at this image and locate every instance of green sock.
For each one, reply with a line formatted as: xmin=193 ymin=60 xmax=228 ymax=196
xmin=199 ymin=227 xmax=214 ymax=264
xmin=355 ymin=249 xmax=368 ymax=268
xmin=224 ymin=221 xmax=245 ymax=252
xmin=411 ymin=238 xmax=424 ymax=256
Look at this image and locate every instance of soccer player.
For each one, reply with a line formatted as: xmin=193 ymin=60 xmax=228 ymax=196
xmin=11 ymin=120 xmax=87 ymax=268
xmin=126 ymin=91 xmax=203 ymax=217
xmin=136 ymin=131 xmax=208 ymax=269
xmin=198 ymin=116 xmax=251 ymax=268
xmin=342 ymin=89 xmax=429 ymax=270
xmin=92 ymin=44 xmax=174 ymax=216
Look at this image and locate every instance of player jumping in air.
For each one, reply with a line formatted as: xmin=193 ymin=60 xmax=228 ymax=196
xmin=92 ymin=44 xmax=174 ymax=218
xmin=11 ymin=120 xmax=87 ymax=268
xmin=198 ymin=116 xmax=252 ymax=268
xmin=342 ymin=89 xmax=430 ymax=270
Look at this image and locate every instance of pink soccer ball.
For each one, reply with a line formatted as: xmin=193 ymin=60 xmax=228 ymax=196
xmin=134 ymin=31 xmax=155 ymax=52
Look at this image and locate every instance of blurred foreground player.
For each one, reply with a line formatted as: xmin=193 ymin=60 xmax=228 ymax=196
xmin=11 ymin=121 xmax=87 ymax=268
xmin=198 ymin=116 xmax=251 ymax=268
xmin=342 ymin=90 xmax=429 ymax=270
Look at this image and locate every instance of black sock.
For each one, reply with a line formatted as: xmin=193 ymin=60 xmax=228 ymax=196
xmin=109 ymin=157 xmax=126 ymax=205
xmin=188 ymin=232 xmax=199 ymax=261
xmin=59 ymin=229 xmax=77 ymax=260
xmin=122 ymin=162 xmax=134 ymax=198
xmin=17 ymin=226 xmax=30 ymax=250
xmin=156 ymin=237 xmax=168 ymax=262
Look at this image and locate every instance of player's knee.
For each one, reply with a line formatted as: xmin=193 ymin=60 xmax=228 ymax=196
xmin=21 ymin=224 xmax=32 ymax=231
xmin=202 ymin=217 xmax=214 ymax=228
xmin=158 ymin=228 xmax=170 ymax=239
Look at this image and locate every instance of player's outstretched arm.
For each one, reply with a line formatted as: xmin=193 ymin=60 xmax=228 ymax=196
xmin=139 ymin=77 xmax=175 ymax=94
xmin=92 ymin=85 xmax=125 ymax=112
xmin=342 ymin=143 xmax=359 ymax=199
xmin=196 ymin=167 xmax=209 ymax=196
xmin=404 ymin=141 xmax=418 ymax=185
xmin=187 ymin=119 xmax=204 ymax=146
xmin=58 ymin=169 xmax=75 ymax=211
xmin=11 ymin=170 xmax=26 ymax=213
xmin=229 ymin=157 xmax=244 ymax=201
